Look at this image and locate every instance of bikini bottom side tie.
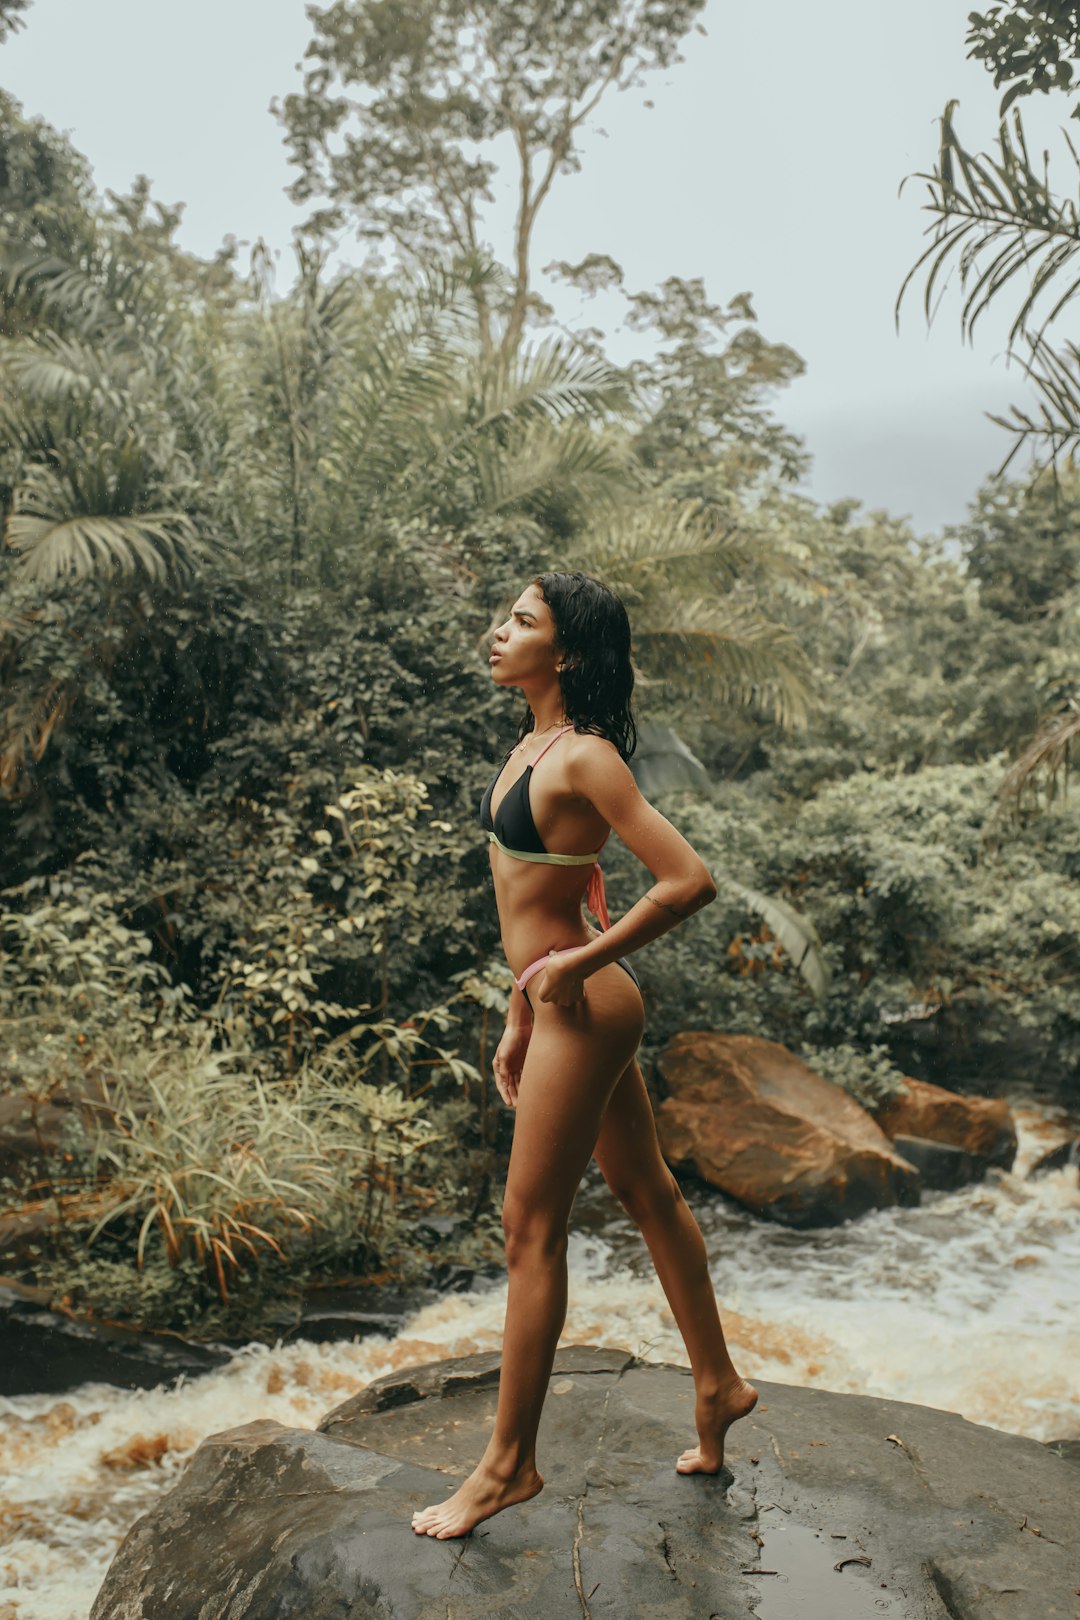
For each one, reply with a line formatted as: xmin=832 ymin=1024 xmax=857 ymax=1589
xmin=514 ymin=950 xmax=640 ymax=1010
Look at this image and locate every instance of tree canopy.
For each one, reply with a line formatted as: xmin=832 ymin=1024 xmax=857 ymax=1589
xmin=967 ymin=2 xmax=1080 ymax=116
xmin=276 ymin=0 xmax=708 ymax=359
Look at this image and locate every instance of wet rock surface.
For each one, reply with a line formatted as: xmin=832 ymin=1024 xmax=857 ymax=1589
xmin=654 ymin=1032 xmax=921 ymax=1226
xmin=0 ymin=1280 xmax=232 ymax=1395
xmin=874 ymin=1078 xmax=1018 ymax=1170
xmin=0 ymin=1278 xmax=443 ymax=1397
xmin=1028 ymin=1137 xmax=1079 ymax=1180
xmin=891 ymin=1132 xmax=989 ymax=1190
xmin=90 ymin=1347 xmax=1079 ymax=1620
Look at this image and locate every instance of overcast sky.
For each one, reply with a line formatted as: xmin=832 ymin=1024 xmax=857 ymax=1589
xmin=4 ymin=0 xmax=1069 ymax=532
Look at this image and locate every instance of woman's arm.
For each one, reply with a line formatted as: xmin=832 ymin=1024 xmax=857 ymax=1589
xmin=544 ymin=736 xmax=716 ymax=993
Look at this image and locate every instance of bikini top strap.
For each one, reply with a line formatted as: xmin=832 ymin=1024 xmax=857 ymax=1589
xmin=531 ymin=723 xmax=576 ymax=766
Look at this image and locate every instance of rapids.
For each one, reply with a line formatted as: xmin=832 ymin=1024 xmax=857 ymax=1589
xmin=1 ymin=1101 xmax=1076 ymax=1620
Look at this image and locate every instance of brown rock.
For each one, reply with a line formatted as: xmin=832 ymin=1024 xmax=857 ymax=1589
xmin=654 ymin=1032 xmax=920 ymax=1228
xmin=873 ymin=1077 xmax=1016 ymax=1170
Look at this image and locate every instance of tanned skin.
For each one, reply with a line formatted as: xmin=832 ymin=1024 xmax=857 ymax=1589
xmin=411 ymin=584 xmax=757 ymax=1540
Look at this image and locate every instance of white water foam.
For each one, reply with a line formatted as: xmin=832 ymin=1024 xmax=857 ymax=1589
xmin=1 ymin=1102 xmax=1076 ymax=1619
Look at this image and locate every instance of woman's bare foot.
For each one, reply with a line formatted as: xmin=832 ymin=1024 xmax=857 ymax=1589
xmin=675 ymin=1376 xmax=759 ymax=1475
xmin=411 ymin=1459 xmax=544 ymax=1539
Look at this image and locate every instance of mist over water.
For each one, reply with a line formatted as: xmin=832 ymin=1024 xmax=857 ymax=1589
xmin=2 ymin=1103 xmax=1076 ymax=1620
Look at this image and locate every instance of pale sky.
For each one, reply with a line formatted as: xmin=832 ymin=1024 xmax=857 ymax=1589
xmin=4 ymin=0 xmax=1069 ymax=532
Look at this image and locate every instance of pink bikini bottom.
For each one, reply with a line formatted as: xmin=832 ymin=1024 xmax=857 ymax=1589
xmin=514 ymin=949 xmax=640 ymax=1008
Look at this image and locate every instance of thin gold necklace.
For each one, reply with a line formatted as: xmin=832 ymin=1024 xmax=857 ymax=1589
xmin=513 ymin=720 xmax=571 ymax=755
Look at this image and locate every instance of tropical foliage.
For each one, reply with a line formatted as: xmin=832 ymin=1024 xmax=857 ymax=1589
xmin=899 ymin=2 xmax=1080 ymax=815
xmin=0 ymin=1 xmax=1077 ymax=1336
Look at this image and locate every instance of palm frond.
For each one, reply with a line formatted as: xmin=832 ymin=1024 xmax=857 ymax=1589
xmin=6 ymin=458 xmax=205 ymax=583
xmin=322 ymin=281 xmax=469 ymax=503
xmin=474 ymin=339 xmax=629 ymax=429
xmin=998 ymin=700 xmax=1080 ymax=813
xmin=632 ymin=590 xmax=813 ymax=728
xmin=574 ymin=499 xmax=765 ymax=590
xmin=471 ymin=420 xmax=629 ymax=513
xmin=0 ymin=245 xmax=146 ymax=344
xmin=325 ymin=292 xmax=630 ymax=538
xmin=897 ymin=104 xmax=1080 ymax=353
xmin=7 ymin=506 xmax=203 ymax=584
xmin=0 ymin=333 xmax=132 ymax=426
xmin=723 ymin=878 xmax=831 ymax=998
xmin=987 ymin=329 xmax=1080 ymax=470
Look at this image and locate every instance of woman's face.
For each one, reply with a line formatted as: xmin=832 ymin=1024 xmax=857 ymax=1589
xmin=489 ymin=584 xmax=560 ymax=689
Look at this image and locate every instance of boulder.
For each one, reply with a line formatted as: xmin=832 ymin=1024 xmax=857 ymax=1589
xmin=0 ymin=1280 xmax=232 ymax=1396
xmin=654 ymin=1032 xmax=920 ymax=1227
xmin=1028 ymin=1138 xmax=1079 ymax=1180
xmin=90 ymin=1346 xmax=1079 ymax=1620
xmin=873 ymin=1077 xmax=1017 ymax=1170
xmin=0 ymin=1277 xmax=444 ymax=1398
xmin=891 ymin=1133 xmax=988 ymax=1191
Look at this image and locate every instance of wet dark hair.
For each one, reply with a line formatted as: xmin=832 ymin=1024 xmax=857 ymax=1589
xmin=517 ymin=571 xmax=637 ymax=761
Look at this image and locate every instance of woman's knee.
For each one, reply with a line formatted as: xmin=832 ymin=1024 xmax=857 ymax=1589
xmin=608 ymin=1165 xmax=683 ymax=1228
xmin=501 ymin=1196 xmax=570 ymax=1270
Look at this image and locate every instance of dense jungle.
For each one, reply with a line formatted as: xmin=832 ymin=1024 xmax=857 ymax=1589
xmin=1 ymin=0 xmax=1078 ymax=1351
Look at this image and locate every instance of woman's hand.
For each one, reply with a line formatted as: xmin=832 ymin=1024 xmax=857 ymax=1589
xmin=537 ymin=948 xmax=588 ymax=1010
xmin=493 ymin=1022 xmax=532 ymax=1109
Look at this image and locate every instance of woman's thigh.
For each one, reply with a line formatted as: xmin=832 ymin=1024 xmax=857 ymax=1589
xmin=503 ymin=965 xmax=644 ymax=1226
xmin=591 ymin=1055 xmax=675 ymax=1209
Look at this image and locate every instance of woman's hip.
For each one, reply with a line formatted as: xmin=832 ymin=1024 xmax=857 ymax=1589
xmin=523 ymin=955 xmax=645 ymax=1044
xmin=515 ymin=948 xmax=637 ymax=996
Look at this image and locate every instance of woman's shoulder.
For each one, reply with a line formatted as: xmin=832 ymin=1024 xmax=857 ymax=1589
xmin=566 ymin=726 xmax=622 ymax=756
xmin=564 ymin=728 xmax=631 ymax=781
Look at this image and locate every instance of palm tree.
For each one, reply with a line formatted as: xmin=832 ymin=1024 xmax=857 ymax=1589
xmin=898 ymin=102 xmax=1080 ymax=475
xmin=0 ymin=249 xmax=212 ymax=583
xmin=571 ymin=496 xmax=812 ymax=729
xmin=0 ymin=231 xmax=219 ymax=792
xmin=900 ymin=83 xmax=1080 ymax=814
xmin=321 ymin=264 xmax=632 ymax=539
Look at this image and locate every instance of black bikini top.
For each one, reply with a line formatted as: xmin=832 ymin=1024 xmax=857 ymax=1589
xmin=479 ymin=725 xmax=601 ymax=867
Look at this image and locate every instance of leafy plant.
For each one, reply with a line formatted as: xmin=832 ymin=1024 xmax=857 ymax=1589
xmin=82 ymin=1032 xmax=451 ymax=1305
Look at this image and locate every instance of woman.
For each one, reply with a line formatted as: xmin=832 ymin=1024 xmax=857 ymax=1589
xmin=411 ymin=571 xmax=757 ymax=1540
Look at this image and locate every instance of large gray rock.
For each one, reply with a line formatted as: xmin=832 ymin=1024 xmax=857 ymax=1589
xmin=91 ymin=1347 xmax=1078 ymax=1620
xmin=0 ymin=1280 xmax=231 ymax=1396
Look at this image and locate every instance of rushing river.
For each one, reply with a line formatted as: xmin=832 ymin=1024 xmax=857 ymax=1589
xmin=2 ymin=1101 xmax=1077 ymax=1620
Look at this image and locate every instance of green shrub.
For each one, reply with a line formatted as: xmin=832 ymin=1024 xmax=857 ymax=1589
xmin=609 ymin=765 xmax=1080 ymax=1093
xmin=16 ymin=1013 xmax=496 ymax=1335
xmin=797 ymin=1042 xmax=907 ymax=1111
